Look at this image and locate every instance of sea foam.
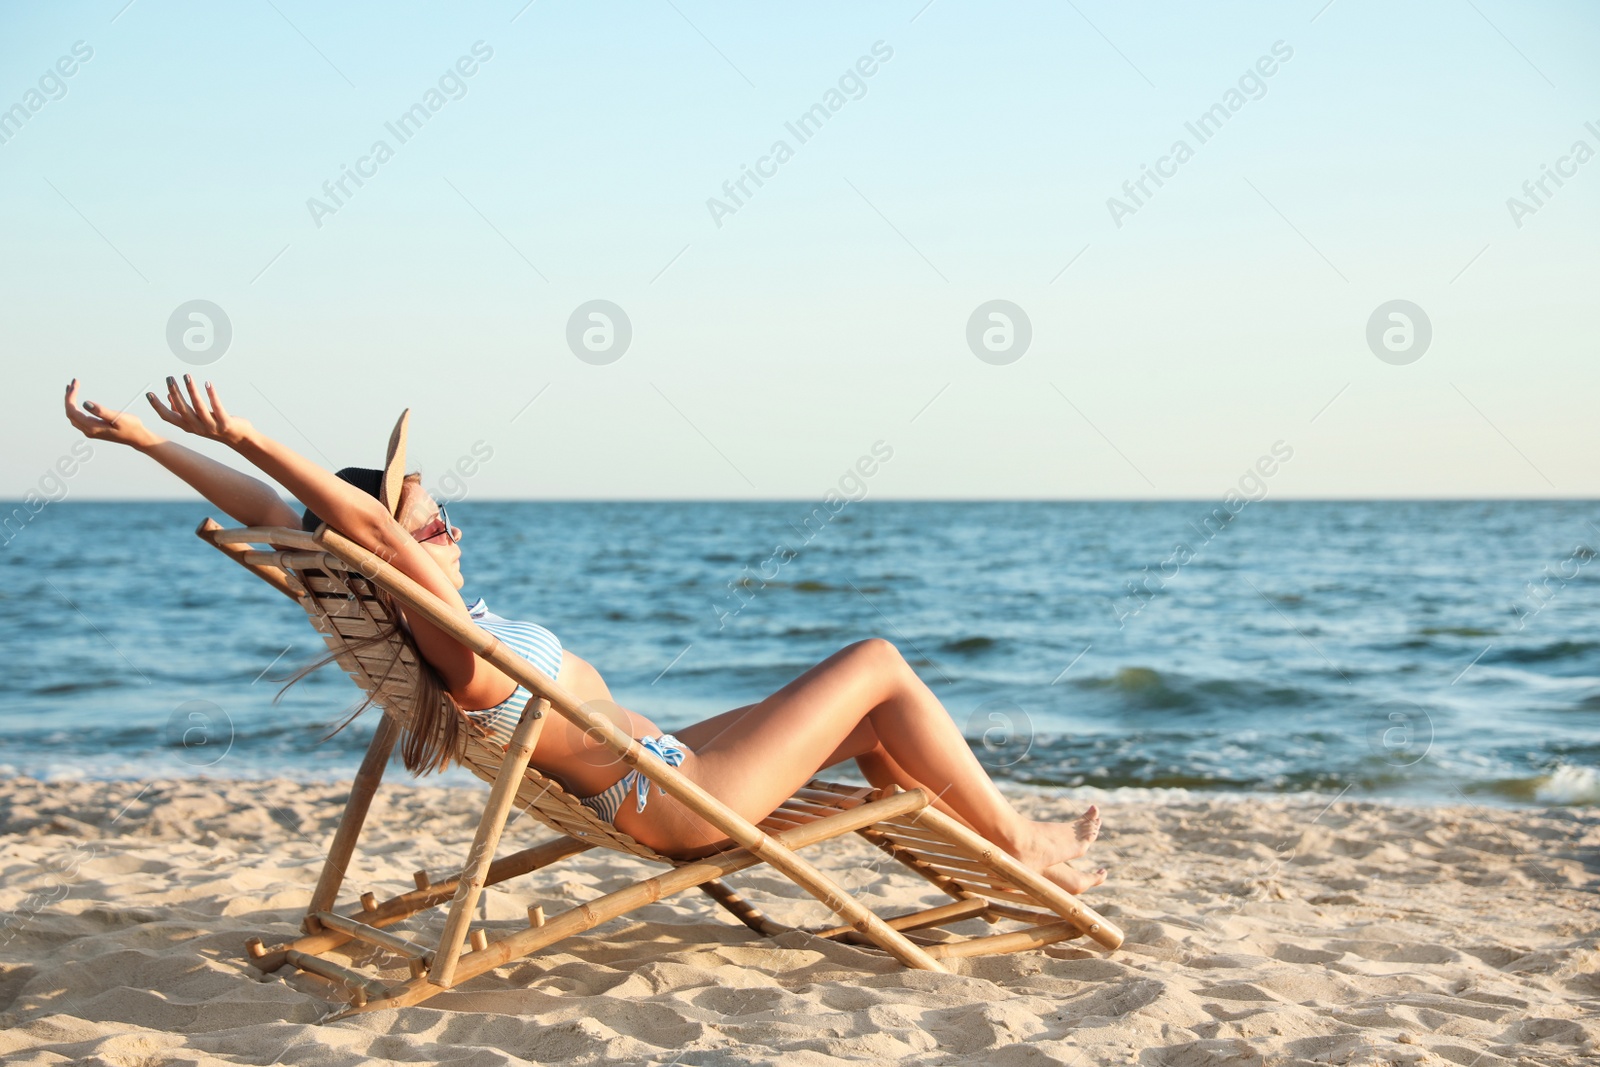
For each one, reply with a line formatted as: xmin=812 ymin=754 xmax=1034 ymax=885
xmin=1534 ymin=764 xmax=1600 ymax=806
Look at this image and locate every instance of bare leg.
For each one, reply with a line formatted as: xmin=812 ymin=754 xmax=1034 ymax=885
xmin=820 ymin=720 xmax=1106 ymax=895
xmin=621 ymin=639 xmax=1105 ymax=893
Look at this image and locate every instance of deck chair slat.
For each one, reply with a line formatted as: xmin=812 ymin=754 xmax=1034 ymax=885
xmin=878 ymin=845 xmax=1007 ymax=878
xmin=790 ymin=786 xmax=873 ymax=808
xmin=872 ymin=836 xmax=985 ymax=865
xmin=772 ymin=796 xmax=870 ymax=821
xmin=926 ymin=874 xmax=1038 ymax=902
xmin=323 ymin=619 xmax=388 ymax=640
xmin=207 ymin=525 xmax=321 ymax=549
xmin=870 ymin=819 xmax=982 ymax=847
xmin=802 ymin=780 xmax=878 ymax=799
xmin=881 ymin=854 xmax=1013 ymax=900
xmin=314 ymin=598 xmax=382 ymax=620
xmin=859 ymin=832 xmax=988 ymax=904
xmin=349 ymin=654 xmax=413 ymax=677
xmin=979 ymin=900 xmax=1062 ymax=925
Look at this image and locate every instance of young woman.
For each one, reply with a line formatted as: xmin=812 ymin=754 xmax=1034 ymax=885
xmin=63 ymin=376 xmax=1106 ymax=893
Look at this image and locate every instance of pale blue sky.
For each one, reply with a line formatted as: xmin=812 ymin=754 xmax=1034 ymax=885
xmin=4 ymin=0 xmax=1597 ymax=500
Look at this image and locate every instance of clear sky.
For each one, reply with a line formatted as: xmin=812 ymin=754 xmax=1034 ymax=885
xmin=4 ymin=0 xmax=1597 ymax=500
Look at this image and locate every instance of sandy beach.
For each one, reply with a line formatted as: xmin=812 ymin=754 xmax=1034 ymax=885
xmin=0 ymin=777 xmax=1594 ymax=1066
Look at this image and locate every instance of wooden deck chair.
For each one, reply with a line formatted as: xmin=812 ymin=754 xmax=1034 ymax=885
xmin=196 ymin=518 xmax=1123 ymax=1019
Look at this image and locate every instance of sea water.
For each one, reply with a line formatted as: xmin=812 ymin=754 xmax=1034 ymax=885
xmin=2 ymin=501 xmax=1597 ymax=807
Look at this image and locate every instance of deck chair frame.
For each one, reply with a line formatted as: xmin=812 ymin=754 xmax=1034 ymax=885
xmin=196 ymin=518 xmax=1122 ymax=1018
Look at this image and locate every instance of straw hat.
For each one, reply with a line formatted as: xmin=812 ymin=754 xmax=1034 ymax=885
xmin=380 ymin=408 xmax=411 ymax=518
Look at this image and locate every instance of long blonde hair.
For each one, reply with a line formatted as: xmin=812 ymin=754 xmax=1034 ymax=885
xmin=277 ymin=474 xmax=484 ymax=775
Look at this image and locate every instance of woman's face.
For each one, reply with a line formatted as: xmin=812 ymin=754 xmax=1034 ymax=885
xmin=398 ymin=481 xmax=464 ymax=590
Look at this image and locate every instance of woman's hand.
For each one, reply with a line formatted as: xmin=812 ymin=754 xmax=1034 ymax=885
xmin=146 ymin=374 xmax=255 ymax=448
xmin=63 ymin=379 xmax=163 ymax=449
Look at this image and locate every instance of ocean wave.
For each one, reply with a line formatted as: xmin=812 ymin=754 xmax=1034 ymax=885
xmin=1077 ymin=666 xmax=1194 ymax=709
xmin=786 ymin=580 xmax=885 ymax=594
xmin=1491 ymin=640 xmax=1600 ymax=664
xmin=32 ymin=678 xmax=127 ymax=697
xmin=1071 ymin=666 xmax=1322 ymax=712
xmin=776 ymin=624 xmax=849 ymax=639
xmin=1534 ymin=764 xmax=1600 ymax=805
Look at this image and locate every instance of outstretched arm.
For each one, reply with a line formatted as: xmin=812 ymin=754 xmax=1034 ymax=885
xmin=63 ymin=379 xmax=300 ymax=529
xmin=143 ymin=374 xmax=399 ymax=557
xmin=141 ymin=375 xmax=515 ymax=709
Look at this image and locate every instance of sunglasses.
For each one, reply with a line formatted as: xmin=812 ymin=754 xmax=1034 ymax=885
xmin=412 ymin=502 xmax=458 ymax=546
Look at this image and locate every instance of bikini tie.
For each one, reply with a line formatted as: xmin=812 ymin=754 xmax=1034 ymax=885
xmin=626 ymin=734 xmax=688 ymax=813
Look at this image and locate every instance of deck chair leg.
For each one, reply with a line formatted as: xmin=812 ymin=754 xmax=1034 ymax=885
xmin=303 ymin=712 xmax=402 ymax=933
xmin=699 ymin=878 xmax=791 ymax=937
xmin=429 ymin=701 xmax=548 ymax=988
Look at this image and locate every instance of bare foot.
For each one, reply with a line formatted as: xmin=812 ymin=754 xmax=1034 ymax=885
xmin=1017 ymin=804 xmax=1101 ymax=869
xmin=1067 ymin=804 xmax=1101 ymax=858
xmin=1007 ymin=805 xmax=1106 ymax=894
xmin=1042 ymin=861 xmax=1107 ymax=895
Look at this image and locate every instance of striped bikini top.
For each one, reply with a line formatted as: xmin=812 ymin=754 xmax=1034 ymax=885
xmin=460 ymin=598 xmax=563 ymax=749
